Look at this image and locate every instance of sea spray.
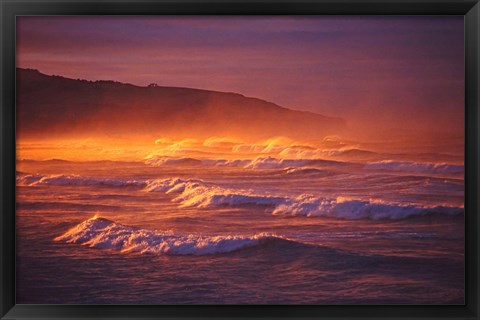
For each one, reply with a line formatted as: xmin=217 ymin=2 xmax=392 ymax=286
xmin=55 ymin=216 xmax=282 ymax=255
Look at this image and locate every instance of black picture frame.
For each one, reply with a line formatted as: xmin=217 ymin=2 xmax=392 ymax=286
xmin=1 ymin=0 xmax=479 ymax=319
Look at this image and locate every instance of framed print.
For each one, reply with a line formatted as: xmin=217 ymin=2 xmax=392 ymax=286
xmin=1 ymin=0 xmax=479 ymax=319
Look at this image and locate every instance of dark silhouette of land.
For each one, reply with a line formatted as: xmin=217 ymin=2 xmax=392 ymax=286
xmin=17 ymin=68 xmax=346 ymax=140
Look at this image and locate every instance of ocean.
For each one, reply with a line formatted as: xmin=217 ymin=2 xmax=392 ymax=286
xmin=15 ymin=150 xmax=464 ymax=304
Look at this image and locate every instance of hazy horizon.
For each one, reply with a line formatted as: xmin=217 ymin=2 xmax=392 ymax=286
xmin=17 ymin=16 xmax=464 ymax=139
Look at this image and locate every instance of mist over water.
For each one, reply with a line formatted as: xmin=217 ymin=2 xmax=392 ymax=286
xmin=15 ymin=15 xmax=465 ymax=305
xmin=15 ymin=64 xmax=466 ymax=304
xmin=16 ymin=138 xmax=464 ymax=304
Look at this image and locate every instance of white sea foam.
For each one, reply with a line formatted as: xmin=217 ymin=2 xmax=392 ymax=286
xmin=143 ymin=177 xmax=202 ymax=193
xmin=16 ymin=173 xmax=44 ymax=185
xmin=365 ymin=160 xmax=464 ymax=175
xmin=278 ymin=147 xmax=371 ymax=159
xmin=144 ymin=155 xmax=348 ymax=170
xmin=173 ymin=184 xmax=285 ymax=208
xmin=19 ymin=171 xmax=463 ymax=220
xmin=144 ymin=156 xmax=203 ymax=166
xmin=54 ymin=216 xmax=280 ymax=255
xmin=209 ymin=159 xmax=251 ymax=167
xmin=146 ymin=155 xmax=330 ymax=170
xmin=144 ymin=156 xmax=249 ymax=168
xmin=144 ymin=177 xmax=284 ymax=208
xmin=143 ymin=177 xmax=463 ymax=220
xmin=283 ymin=167 xmax=331 ymax=176
xmin=243 ymin=156 xmax=311 ymax=169
xmin=243 ymin=156 xmax=344 ymax=170
xmin=16 ymin=173 xmax=145 ymax=187
xmin=272 ymin=194 xmax=464 ymax=220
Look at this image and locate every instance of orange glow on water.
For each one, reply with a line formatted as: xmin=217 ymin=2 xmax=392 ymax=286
xmin=16 ymin=132 xmax=464 ymax=165
xmin=15 ymin=135 xmax=369 ymax=162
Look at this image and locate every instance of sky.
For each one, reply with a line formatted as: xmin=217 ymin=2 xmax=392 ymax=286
xmin=16 ymin=16 xmax=464 ymax=137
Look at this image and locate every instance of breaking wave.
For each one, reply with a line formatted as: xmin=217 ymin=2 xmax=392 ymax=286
xmin=365 ymin=161 xmax=463 ymax=175
xmin=243 ymin=156 xmax=310 ymax=169
xmin=144 ymin=178 xmax=463 ymax=220
xmin=18 ymin=172 xmax=464 ymax=221
xmin=54 ymin=216 xmax=283 ymax=255
xmin=145 ymin=156 xmax=249 ymax=168
xmin=243 ymin=156 xmax=343 ymax=169
xmin=143 ymin=156 xmax=463 ymax=175
xmin=16 ymin=173 xmax=145 ymax=187
xmin=144 ymin=156 xmax=203 ymax=166
xmin=278 ymin=147 xmax=377 ymax=160
xmin=282 ymin=167 xmax=336 ymax=177
xmin=144 ymin=178 xmax=284 ymax=208
xmin=272 ymin=194 xmax=464 ymax=220
xmin=144 ymin=155 xmax=345 ymax=170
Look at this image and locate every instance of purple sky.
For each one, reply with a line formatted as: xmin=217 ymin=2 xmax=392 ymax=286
xmin=16 ymin=16 xmax=464 ymax=135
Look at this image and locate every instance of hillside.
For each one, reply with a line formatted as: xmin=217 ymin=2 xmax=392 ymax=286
xmin=16 ymin=68 xmax=346 ymax=140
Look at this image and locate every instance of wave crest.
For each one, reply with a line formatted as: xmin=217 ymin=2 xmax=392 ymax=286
xmin=272 ymin=194 xmax=464 ymax=220
xmin=144 ymin=155 xmax=345 ymax=170
xmin=365 ymin=160 xmax=463 ymax=175
xmin=54 ymin=217 xmax=281 ymax=255
xmin=283 ymin=167 xmax=335 ymax=176
xmin=243 ymin=156 xmax=340 ymax=170
xmin=144 ymin=156 xmax=203 ymax=166
xmin=144 ymin=178 xmax=284 ymax=208
xmin=17 ymin=173 xmax=145 ymax=187
xmin=19 ymin=172 xmax=464 ymax=221
xmin=144 ymin=178 xmax=463 ymax=220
